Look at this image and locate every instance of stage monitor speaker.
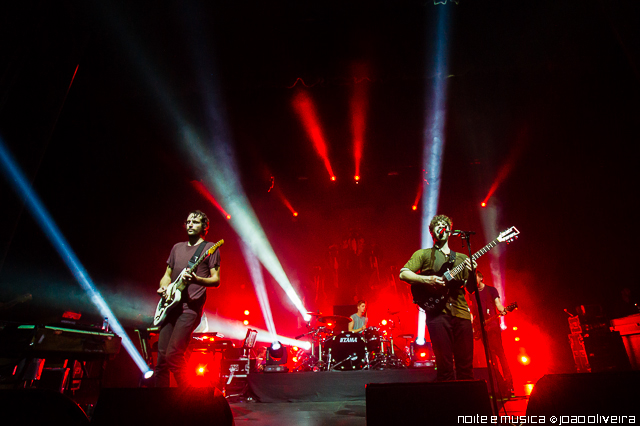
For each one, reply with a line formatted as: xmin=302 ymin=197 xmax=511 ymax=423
xmin=526 ymin=372 xmax=640 ymax=418
xmin=91 ymin=387 xmax=234 ymax=426
xmin=0 ymin=389 xmax=89 ymax=426
xmin=366 ymin=380 xmax=492 ymax=426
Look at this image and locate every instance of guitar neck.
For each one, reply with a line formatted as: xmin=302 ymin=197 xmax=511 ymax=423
xmin=448 ymin=239 xmax=499 ymax=279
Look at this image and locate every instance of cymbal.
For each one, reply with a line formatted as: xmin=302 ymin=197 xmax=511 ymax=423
xmin=317 ymin=315 xmax=352 ymax=325
xmin=306 ymin=312 xmax=324 ymax=317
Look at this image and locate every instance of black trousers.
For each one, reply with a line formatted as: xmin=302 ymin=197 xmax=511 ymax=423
xmin=155 ymin=309 xmax=199 ymax=387
xmin=426 ymin=313 xmax=474 ymax=381
xmin=485 ymin=328 xmax=513 ymax=388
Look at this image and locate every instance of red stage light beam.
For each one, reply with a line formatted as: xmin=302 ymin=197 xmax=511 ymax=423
xmin=481 ymin=127 xmax=529 ymax=206
xmin=191 ymin=180 xmax=231 ymax=219
xmin=292 ymin=90 xmax=335 ymax=180
xmin=351 ymin=64 xmax=369 ymax=181
xmin=413 ymin=182 xmax=424 ymax=211
xmin=271 ymin=185 xmax=298 ymax=217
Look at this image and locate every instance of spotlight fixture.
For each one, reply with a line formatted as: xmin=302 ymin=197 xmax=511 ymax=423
xmin=331 ymin=176 xmax=336 ymax=181
xmin=410 ymin=341 xmax=435 ymax=368
xmin=265 ymin=341 xmax=288 ymax=372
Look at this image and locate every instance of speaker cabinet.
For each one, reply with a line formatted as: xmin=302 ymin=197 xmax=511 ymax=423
xmin=526 ymin=372 xmax=640 ymax=418
xmin=0 ymin=389 xmax=89 ymax=426
xmin=91 ymin=387 xmax=234 ymax=426
xmin=366 ymin=380 xmax=492 ymax=426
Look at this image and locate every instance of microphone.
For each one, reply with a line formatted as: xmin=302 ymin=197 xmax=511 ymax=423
xmin=451 ymin=230 xmax=476 ymax=236
xmin=439 ymin=227 xmax=448 ymax=236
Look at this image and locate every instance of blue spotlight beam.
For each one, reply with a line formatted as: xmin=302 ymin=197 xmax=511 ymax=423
xmin=97 ymin=5 xmax=310 ymax=322
xmin=418 ymin=6 xmax=453 ymax=343
xmin=240 ymin=242 xmax=277 ymax=337
xmin=0 ymin=136 xmax=150 ymax=375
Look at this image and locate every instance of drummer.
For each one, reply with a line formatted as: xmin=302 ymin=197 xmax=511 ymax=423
xmin=348 ymin=300 xmax=368 ymax=333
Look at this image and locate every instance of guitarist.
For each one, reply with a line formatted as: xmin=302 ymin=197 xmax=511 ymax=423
xmin=155 ymin=210 xmax=221 ymax=387
xmin=399 ymin=214 xmax=476 ymax=382
xmin=469 ymin=271 xmax=514 ymax=396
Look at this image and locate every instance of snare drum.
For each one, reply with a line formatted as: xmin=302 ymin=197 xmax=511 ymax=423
xmin=327 ymin=332 xmax=367 ymax=370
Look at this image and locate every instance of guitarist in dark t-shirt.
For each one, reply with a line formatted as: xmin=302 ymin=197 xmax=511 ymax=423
xmin=469 ymin=271 xmax=514 ymax=395
xmin=155 ymin=210 xmax=221 ymax=387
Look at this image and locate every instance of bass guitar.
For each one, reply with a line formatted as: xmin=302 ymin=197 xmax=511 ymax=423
xmin=153 ymin=239 xmax=224 ymax=326
xmin=411 ymin=227 xmax=519 ymax=314
xmin=473 ymin=302 xmax=518 ymax=340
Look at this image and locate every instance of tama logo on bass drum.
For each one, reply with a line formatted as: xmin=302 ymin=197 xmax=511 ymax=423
xmin=340 ymin=337 xmax=359 ymax=343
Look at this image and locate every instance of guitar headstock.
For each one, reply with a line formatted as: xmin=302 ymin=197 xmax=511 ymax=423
xmin=497 ymin=226 xmax=520 ymax=243
xmin=506 ymin=302 xmax=518 ymax=312
xmin=207 ymin=239 xmax=225 ymax=255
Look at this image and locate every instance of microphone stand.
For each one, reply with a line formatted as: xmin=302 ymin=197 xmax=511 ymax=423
xmin=459 ymin=230 xmax=500 ymax=418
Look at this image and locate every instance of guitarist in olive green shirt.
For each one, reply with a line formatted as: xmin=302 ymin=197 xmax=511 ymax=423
xmin=399 ymin=214 xmax=476 ymax=381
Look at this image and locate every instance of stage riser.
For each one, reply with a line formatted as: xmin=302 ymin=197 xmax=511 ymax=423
xmin=248 ymin=367 xmax=498 ymax=402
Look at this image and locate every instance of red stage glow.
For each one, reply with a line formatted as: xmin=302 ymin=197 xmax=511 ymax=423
xmin=481 ymin=202 xmax=486 ymax=207
xmin=525 ymin=383 xmax=535 ymax=396
xmin=381 ymin=319 xmax=388 ymax=326
xmin=243 ymin=320 xmax=249 ymax=326
xmin=515 ymin=337 xmax=520 ymax=342
xmin=520 ymin=355 xmax=530 ymax=365
xmin=513 ymin=326 xmax=518 ymax=331
xmin=331 ymin=176 xmax=336 ymax=181
xmin=293 ymin=212 xmax=298 ymax=217
xmin=191 ymin=181 xmax=231 ymax=219
xmin=354 ymin=175 xmax=360 ymax=181
xmin=292 ymin=90 xmax=335 ymax=179
xmin=412 ymin=205 xmax=417 ymax=211
xmin=244 ymin=310 xmax=250 ymax=316
xmin=420 ymin=352 xmax=427 ymax=358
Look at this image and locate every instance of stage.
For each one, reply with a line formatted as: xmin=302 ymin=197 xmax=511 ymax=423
xmin=247 ymin=367 xmax=508 ymax=403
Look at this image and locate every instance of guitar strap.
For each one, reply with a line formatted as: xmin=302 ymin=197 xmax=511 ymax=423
xmin=447 ymin=251 xmax=457 ymax=264
xmin=188 ymin=241 xmax=209 ymax=268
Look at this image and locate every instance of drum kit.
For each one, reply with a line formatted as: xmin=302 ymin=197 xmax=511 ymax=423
xmin=293 ymin=312 xmax=407 ymax=371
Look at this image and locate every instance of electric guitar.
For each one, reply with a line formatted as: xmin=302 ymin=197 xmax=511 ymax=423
xmin=411 ymin=227 xmax=519 ymax=314
xmin=473 ymin=302 xmax=518 ymax=340
xmin=153 ymin=239 xmax=224 ymax=326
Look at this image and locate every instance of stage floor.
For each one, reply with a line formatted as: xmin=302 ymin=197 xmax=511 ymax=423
xmin=228 ymin=395 xmax=529 ymax=426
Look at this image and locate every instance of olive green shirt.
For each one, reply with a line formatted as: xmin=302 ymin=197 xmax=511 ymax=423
xmin=402 ymin=248 xmax=472 ymax=320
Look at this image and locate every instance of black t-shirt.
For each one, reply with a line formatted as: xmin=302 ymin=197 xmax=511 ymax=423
xmin=167 ymin=241 xmax=221 ymax=314
xmin=471 ymin=285 xmax=500 ymax=329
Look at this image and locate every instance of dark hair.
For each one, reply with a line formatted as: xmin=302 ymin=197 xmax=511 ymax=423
xmin=476 ymin=271 xmax=484 ymax=281
xmin=429 ymin=214 xmax=453 ymax=235
xmin=186 ymin=210 xmax=209 ymax=236
xmin=356 ymin=300 xmax=366 ymax=307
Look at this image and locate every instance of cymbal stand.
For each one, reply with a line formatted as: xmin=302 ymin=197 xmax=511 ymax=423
xmin=293 ymin=327 xmax=328 ymax=371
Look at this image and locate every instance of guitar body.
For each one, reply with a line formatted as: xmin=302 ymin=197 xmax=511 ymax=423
xmin=473 ymin=302 xmax=518 ymax=340
xmin=410 ymin=258 xmax=460 ymax=314
xmin=153 ymin=269 xmax=188 ymax=326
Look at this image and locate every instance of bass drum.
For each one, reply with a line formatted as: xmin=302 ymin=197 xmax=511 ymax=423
xmin=327 ymin=332 xmax=368 ymax=370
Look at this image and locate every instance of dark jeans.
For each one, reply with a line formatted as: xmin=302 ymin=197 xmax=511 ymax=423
xmin=426 ymin=313 xmax=474 ymax=381
xmin=485 ymin=328 xmax=513 ymax=389
xmin=155 ymin=309 xmax=199 ymax=387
